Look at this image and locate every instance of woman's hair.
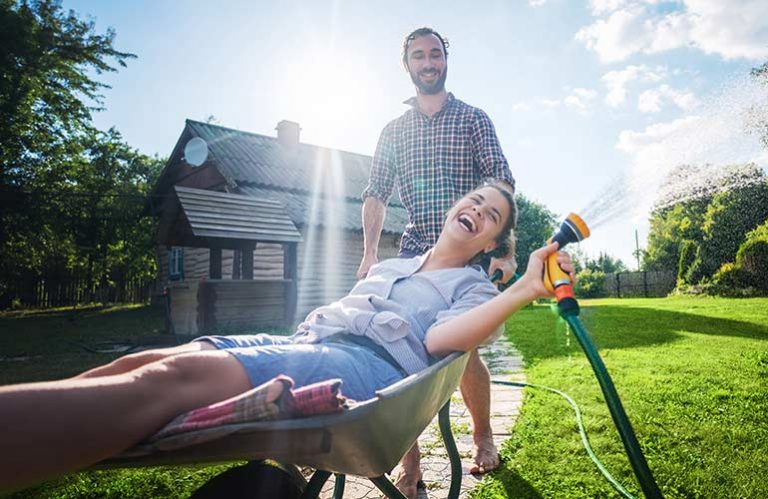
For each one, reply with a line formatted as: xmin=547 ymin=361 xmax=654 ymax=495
xmin=468 ymin=178 xmax=518 ymax=268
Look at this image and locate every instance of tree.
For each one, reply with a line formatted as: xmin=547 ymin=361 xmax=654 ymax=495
xmin=644 ymin=198 xmax=708 ymax=271
xmin=514 ymin=194 xmax=558 ymax=275
xmin=0 ymin=0 xmax=135 ymax=185
xmin=697 ymin=171 xmax=768 ymax=277
xmin=583 ymin=252 xmax=627 ymax=273
xmin=0 ymin=1 xmax=164 ymax=307
xmin=644 ymin=162 xmax=768 ymax=285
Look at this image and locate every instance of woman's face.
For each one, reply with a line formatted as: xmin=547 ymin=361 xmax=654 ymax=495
xmin=443 ymin=186 xmax=511 ymax=255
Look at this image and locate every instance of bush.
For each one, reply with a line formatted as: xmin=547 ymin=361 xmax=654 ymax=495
xmin=677 ymin=239 xmax=698 ymax=285
xmin=684 ymin=250 xmax=704 ymax=284
xmin=708 ymin=262 xmax=759 ymax=297
xmin=575 ymin=269 xmax=606 ymax=298
xmin=735 ymin=222 xmax=768 ymax=293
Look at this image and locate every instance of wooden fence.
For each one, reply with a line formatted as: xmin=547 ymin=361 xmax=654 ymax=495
xmin=603 ymin=270 xmax=676 ymax=298
xmin=0 ymin=273 xmax=155 ymax=310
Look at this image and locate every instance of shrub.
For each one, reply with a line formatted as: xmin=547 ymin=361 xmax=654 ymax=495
xmin=736 ymin=221 xmax=768 ymax=293
xmin=684 ymin=249 xmax=704 ymax=284
xmin=708 ymin=262 xmax=759 ymax=297
xmin=575 ymin=269 xmax=606 ymax=298
xmin=677 ymin=239 xmax=698 ymax=285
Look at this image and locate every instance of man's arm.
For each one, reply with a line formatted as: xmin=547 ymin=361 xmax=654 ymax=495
xmin=358 ymin=124 xmax=396 ymax=279
xmin=356 ymin=196 xmax=387 ymax=279
xmin=470 ymin=109 xmax=516 ymax=282
xmin=470 ymin=109 xmax=515 ymax=192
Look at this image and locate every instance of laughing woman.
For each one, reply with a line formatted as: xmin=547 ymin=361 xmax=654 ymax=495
xmin=0 ymin=179 xmax=573 ymax=490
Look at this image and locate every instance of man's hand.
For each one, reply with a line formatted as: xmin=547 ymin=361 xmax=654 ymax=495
xmin=489 ymin=255 xmax=518 ymax=287
xmin=356 ymin=253 xmax=379 ymax=280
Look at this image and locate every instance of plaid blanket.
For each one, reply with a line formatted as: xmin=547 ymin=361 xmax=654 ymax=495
xmin=150 ymin=375 xmax=347 ymax=442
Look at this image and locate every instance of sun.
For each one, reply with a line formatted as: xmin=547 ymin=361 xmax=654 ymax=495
xmin=276 ymin=46 xmax=379 ymax=149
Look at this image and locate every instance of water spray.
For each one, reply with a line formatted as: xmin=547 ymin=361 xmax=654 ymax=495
xmin=541 ymin=213 xmax=664 ymax=498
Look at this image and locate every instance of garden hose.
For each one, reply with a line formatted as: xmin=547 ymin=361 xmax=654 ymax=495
xmin=502 ymin=213 xmax=663 ymax=497
xmin=491 ymin=379 xmax=635 ymax=499
xmin=559 ymin=312 xmax=663 ymax=498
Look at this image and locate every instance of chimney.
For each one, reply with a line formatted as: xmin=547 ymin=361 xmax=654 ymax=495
xmin=276 ymin=120 xmax=301 ymax=146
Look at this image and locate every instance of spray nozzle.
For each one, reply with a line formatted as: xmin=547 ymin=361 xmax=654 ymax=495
xmin=551 ymin=213 xmax=591 ymax=249
xmin=545 ymin=213 xmax=590 ymax=315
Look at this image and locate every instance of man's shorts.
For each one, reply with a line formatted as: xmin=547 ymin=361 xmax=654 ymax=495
xmin=195 ymin=334 xmax=405 ymax=401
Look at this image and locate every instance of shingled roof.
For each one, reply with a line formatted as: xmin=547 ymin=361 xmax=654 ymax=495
xmin=161 ymin=120 xmax=408 ymax=235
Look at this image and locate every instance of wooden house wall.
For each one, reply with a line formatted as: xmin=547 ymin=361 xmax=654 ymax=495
xmin=156 ymin=244 xmax=286 ymax=287
xmin=294 ymin=227 xmax=400 ymax=321
xmin=155 ymin=228 xmax=400 ymax=324
xmin=156 ymin=247 xmax=234 ymax=285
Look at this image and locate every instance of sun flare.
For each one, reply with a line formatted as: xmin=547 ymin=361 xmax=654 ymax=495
xmin=277 ymin=47 xmax=378 ymax=148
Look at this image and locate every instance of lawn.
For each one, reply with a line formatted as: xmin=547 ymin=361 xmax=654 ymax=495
xmin=0 ymin=305 xmax=241 ymax=498
xmin=2 ymin=298 xmax=766 ymax=498
xmin=474 ymin=296 xmax=768 ymax=499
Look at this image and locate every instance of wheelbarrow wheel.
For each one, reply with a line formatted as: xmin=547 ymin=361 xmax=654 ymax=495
xmin=191 ymin=460 xmax=304 ymax=499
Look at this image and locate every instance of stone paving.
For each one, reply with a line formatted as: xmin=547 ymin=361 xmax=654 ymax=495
xmin=315 ymin=338 xmax=526 ymax=498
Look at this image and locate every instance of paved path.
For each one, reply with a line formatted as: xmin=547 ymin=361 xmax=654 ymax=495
xmin=316 ymin=338 xmax=526 ymax=498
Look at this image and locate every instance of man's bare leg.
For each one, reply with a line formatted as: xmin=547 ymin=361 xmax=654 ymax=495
xmin=394 ymin=442 xmax=422 ymax=499
xmin=461 ymin=349 xmax=499 ymax=474
xmin=0 ymin=350 xmax=250 ymax=491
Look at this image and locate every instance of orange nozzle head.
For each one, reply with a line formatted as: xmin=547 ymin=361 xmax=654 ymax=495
xmin=564 ymin=213 xmax=590 ymax=241
xmin=551 ymin=213 xmax=591 ymax=249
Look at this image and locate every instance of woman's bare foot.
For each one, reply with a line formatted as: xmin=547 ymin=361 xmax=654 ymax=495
xmin=469 ymin=434 xmax=499 ymax=474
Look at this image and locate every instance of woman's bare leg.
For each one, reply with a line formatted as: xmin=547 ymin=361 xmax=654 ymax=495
xmin=75 ymin=342 xmax=215 ymax=378
xmin=0 ymin=349 xmax=250 ymax=492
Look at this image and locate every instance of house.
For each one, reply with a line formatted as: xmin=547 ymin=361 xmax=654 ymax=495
xmin=151 ymin=119 xmax=408 ymax=333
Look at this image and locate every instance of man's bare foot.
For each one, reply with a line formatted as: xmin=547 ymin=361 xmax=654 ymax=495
xmin=469 ymin=434 xmax=499 ymax=474
xmin=393 ymin=469 xmax=423 ymax=499
xmin=393 ymin=443 xmax=423 ymax=499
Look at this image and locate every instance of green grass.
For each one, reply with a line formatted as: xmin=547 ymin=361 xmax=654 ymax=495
xmin=0 ymin=304 xmax=242 ymax=498
xmin=473 ymin=296 xmax=768 ymax=499
xmin=3 ymin=299 xmax=767 ymax=497
xmin=0 ymin=304 xmax=172 ymax=383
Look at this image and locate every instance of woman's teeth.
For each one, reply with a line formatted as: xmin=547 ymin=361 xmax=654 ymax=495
xmin=458 ymin=214 xmax=475 ymax=232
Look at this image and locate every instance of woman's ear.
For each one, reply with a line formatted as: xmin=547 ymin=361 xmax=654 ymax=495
xmin=483 ymin=241 xmax=499 ymax=256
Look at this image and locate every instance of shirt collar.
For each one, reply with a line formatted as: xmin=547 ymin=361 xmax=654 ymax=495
xmin=405 ymin=248 xmax=485 ymax=276
xmin=403 ymin=92 xmax=455 ymax=115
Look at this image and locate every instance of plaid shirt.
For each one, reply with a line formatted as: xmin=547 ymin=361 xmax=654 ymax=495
xmin=362 ymin=93 xmax=514 ymax=255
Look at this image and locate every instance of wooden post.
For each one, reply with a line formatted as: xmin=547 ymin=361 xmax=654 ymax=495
xmin=616 ymin=273 xmax=622 ymax=298
xmin=232 ymin=250 xmax=242 ymax=280
xmin=198 ymin=280 xmax=216 ymax=333
xmin=284 ymin=242 xmax=298 ymax=326
xmin=209 ymin=248 xmax=222 ymax=279
xmin=242 ymin=243 xmax=255 ymax=280
xmin=643 ymin=271 xmax=649 ymax=297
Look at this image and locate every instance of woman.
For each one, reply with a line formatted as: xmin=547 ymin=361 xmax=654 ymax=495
xmin=0 ymin=180 xmax=573 ymax=490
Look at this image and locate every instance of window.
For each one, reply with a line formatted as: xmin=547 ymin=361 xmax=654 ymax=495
xmin=169 ymin=247 xmax=184 ymax=281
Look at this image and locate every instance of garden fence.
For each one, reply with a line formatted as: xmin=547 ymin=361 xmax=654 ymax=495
xmin=604 ymin=270 xmax=676 ymax=298
xmin=0 ymin=272 xmax=154 ymax=310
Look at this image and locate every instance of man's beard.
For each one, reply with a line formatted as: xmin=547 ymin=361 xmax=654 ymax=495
xmin=410 ymin=66 xmax=447 ymax=95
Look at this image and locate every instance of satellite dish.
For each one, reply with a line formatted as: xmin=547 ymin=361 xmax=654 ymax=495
xmin=184 ymin=137 xmax=208 ymax=167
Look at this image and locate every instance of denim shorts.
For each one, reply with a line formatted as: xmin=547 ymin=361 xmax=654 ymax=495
xmin=195 ymin=334 xmax=405 ymax=401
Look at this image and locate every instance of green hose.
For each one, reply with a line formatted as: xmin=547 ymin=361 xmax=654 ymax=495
xmin=561 ymin=309 xmax=664 ymax=498
xmin=492 ymin=379 xmax=635 ymax=499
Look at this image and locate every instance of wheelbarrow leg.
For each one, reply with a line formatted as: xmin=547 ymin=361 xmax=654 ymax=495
xmin=332 ymin=473 xmax=346 ymax=499
xmin=370 ymin=475 xmax=408 ymax=499
xmin=438 ymin=400 xmax=462 ymax=499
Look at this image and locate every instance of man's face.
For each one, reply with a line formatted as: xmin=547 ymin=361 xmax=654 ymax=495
xmin=406 ymin=34 xmax=447 ymax=95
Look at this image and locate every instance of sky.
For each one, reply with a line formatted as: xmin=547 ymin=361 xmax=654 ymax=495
xmin=63 ymin=0 xmax=768 ymax=268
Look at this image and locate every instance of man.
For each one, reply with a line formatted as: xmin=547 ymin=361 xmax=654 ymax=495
xmin=357 ymin=27 xmax=516 ymax=497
